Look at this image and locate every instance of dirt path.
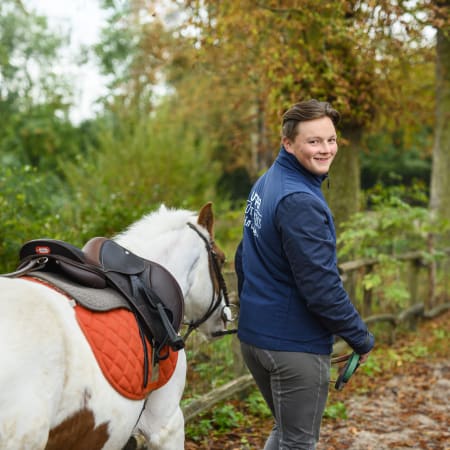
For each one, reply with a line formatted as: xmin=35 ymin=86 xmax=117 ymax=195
xmin=317 ymin=359 xmax=449 ymax=450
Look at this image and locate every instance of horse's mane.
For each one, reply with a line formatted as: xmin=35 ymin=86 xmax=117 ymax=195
xmin=114 ymin=205 xmax=198 ymax=254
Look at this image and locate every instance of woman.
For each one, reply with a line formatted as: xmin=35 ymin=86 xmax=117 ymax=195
xmin=235 ymin=99 xmax=374 ymax=450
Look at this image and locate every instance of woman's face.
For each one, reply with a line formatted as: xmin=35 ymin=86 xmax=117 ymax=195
xmin=283 ymin=116 xmax=338 ymax=176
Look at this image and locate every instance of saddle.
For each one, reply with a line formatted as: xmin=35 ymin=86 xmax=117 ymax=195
xmin=15 ymin=238 xmax=185 ymax=376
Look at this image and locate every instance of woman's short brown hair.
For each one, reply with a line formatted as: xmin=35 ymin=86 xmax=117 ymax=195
xmin=282 ymin=99 xmax=340 ymax=141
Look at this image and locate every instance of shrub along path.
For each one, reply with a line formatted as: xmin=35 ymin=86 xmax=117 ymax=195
xmin=185 ymin=311 xmax=449 ymax=450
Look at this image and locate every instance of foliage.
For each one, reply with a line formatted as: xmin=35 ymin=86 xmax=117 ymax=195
xmin=245 ymin=390 xmax=271 ymax=419
xmin=337 ymin=183 xmax=441 ymax=310
xmin=183 ymin=336 xmax=244 ymax=443
xmin=212 ymin=202 xmax=246 ymax=269
xmin=91 ymin=0 xmax=443 ymax=227
xmin=91 ymin=1 xmax=438 ymax=210
xmin=211 ymin=404 xmax=245 ymax=432
xmin=61 ymin=100 xmax=221 ymax=241
xmin=323 ymin=401 xmax=348 ymax=420
xmin=185 ymin=416 xmax=213 ymax=442
xmin=95 ymin=0 xmax=184 ymax=114
xmin=0 ymin=1 xmax=65 ymax=99
xmin=0 ymin=0 xmax=76 ymax=171
xmin=179 ymin=0 xmax=436 ymax=173
xmin=0 ymin=164 xmax=72 ymax=272
xmin=184 ymin=334 xmax=236 ymax=398
xmin=185 ymin=403 xmax=244 ymax=441
xmin=339 ymin=183 xmax=433 ymax=258
xmin=361 ymin=128 xmax=433 ymax=190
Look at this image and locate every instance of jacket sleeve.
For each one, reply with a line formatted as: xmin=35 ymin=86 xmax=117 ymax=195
xmin=276 ymin=193 xmax=374 ymax=354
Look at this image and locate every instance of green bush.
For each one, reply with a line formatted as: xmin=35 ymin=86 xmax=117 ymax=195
xmin=337 ymin=183 xmax=446 ymax=311
xmin=246 ymin=390 xmax=271 ymax=418
xmin=0 ymin=164 xmax=72 ymax=272
xmin=62 ymin=103 xmax=221 ymax=239
xmin=323 ymin=401 xmax=348 ymax=420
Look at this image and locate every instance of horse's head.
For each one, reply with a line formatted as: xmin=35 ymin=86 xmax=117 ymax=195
xmin=183 ymin=202 xmax=236 ymax=341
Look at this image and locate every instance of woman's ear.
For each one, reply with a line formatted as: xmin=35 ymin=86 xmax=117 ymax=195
xmin=282 ymin=136 xmax=293 ymax=154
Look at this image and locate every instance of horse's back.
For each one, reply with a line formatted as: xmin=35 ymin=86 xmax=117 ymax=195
xmin=0 ymin=277 xmax=142 ymax=449
xmin=0 ymin=277 xmax=70 ymax=388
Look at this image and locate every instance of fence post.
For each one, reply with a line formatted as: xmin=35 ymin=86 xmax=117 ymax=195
xmin=407 ymin=258 xmax=421 ymax=330
xmin=224 ymin=272 xmax=247 ymax=376
xmin=427 ymin=234 xmax=436 ymax=313
xmin=362 ymin=265 xmax=373 ymax=317
xmin=342 ymin=267 xmax=357 ymax=304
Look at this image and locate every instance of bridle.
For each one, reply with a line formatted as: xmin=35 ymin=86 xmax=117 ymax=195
xmin=184 ymin=222 xmax=237 ymax=340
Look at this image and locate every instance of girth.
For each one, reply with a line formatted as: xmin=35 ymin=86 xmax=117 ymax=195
xmin=15 ymin=238 xmax=185 ymax=381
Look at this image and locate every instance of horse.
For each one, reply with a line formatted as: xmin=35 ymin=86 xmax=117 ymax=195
xmin=0 ymin=202 xmax=234 ymax=450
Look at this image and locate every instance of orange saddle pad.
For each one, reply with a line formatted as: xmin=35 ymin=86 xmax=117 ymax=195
xmin=75 ymin=305 xmax=179 ymax=400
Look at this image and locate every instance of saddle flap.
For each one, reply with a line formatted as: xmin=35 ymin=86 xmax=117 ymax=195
xmin=19 ymin=239 xmax=86 ymax=263
xmin=148 ymin=262 xmax=184 ymax=331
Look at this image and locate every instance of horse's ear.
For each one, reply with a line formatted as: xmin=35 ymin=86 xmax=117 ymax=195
xmin=198 ymin=202 xmax=214 ymax=237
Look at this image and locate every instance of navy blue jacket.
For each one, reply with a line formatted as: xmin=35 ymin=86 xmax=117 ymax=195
xmin=236 ymin=147 xmax=374 ymax=355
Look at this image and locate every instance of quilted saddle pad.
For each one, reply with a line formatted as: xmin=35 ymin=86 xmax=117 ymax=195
xmin=75 ymin=305 xmax=179 ymax=400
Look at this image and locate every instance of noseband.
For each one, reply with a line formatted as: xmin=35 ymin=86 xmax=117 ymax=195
xmin=184 ymin=222 xmax=237 ymax=340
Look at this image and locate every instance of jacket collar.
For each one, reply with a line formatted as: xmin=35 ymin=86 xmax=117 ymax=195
xmin=276 ymin=146 xmax=327 ymax=187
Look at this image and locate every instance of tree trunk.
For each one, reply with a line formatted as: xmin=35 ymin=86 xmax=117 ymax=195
xmin=324 ymin=126 xmax=362 ymax=232
xmin=250 ymin=97 xmax=272 ymax=178
xmin=429 ymin=10 xmax=450 ymax=243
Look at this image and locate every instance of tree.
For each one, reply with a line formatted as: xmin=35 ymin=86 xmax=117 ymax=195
xmin=0 ymin=0 xmax=78 ymax=171
xmin=181 ymin=0 xmax=436 ymax=226
xmin=93 ymin=1 xmax=440 ymax=227
xmin=429 ymin=0 xmax=450 ymax=236
xmin=95 ymin=0 xmax=181 ymax=114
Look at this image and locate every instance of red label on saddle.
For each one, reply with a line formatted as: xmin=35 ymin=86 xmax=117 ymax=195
xmin=35 ymin=246 xmax=51 ymax=254
xmin=75 ymin=306 xmax=179 ymax=400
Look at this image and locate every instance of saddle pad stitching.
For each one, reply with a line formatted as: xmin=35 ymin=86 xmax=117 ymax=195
xmin=75 ymin=305 xmax=179 ymax=400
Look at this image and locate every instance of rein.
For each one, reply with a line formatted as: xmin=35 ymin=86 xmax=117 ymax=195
xmin=184 ymin=222 xmax=237 ymax=340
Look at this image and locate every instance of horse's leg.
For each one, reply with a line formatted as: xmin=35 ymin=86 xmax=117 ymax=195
xmin=134 ymin=349 xmax=187 ymax=450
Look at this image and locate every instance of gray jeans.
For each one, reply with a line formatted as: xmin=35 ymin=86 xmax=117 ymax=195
xmin=240 ymin=342 xmax=330 ymax=450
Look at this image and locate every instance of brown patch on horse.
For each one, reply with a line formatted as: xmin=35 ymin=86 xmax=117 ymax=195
xmin=45 ymin=407 xmax=109 ymax=450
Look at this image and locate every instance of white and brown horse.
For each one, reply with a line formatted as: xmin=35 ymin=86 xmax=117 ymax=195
xmin=0 ymin=202 xmax=233 ymax=450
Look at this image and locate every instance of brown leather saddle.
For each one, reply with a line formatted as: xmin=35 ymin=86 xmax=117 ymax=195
xmin=15 ymin=238 xmax=185 ymax=372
